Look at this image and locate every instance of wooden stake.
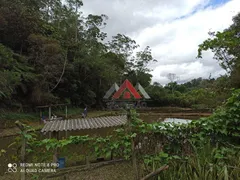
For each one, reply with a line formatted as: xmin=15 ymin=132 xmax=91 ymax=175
xmin=65 ymin=131 xmax=68 ymax=139
xmin=40 ymin=109 xmax=42 ymax=124
xmin=126 ymin=108 xmax=139 ymax=180
xmin=86 ymin=156 xmax=90 ymax=168
xmin=21 ymin=131 xmax=26 ymax=180
xmin=49 ymin=106 xmax=51 ymax=120
xmin=15 ymin=121 xmax=26 ymax=180
xmin=132 ymin=138 xmax=138 ymax=180
xmin=65 ymin=106 xmax=68 ymax=119
xmin=53 ymin=131 xmax=59 ymax=163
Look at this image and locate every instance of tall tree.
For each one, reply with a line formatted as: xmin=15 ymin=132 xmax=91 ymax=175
xmin=198 ymin=12 xmax=240 ymax=87
xmin=0 ymin=0 xmax=158 ymax=109
xmin=166 ymin=73 xmax=179 ymax=94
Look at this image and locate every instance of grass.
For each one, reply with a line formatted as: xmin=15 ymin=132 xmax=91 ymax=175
xmin=1 ymin=106 xmax=209 ymax=123
xmin=0 ymin=107 xmax=121 ymax=120
xmin=0 ymin=112 xmax=39 ymax=129
xmin=0 ymin=107 xmax=86 ymax=122
xmin=0 ymin=112 xmax=38 ymax=121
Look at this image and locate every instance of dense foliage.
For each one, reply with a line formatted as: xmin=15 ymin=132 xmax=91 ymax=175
xmin=0 ymin=0 xmax=156 ymax=110
xmin=146 ymin=76 xmax=230 ymax=108
xmin=9 ymin=89 xmax=240 ymax=179
xmin=0 ymin=0 xmax=239 ymax=111
xmin=198 ymin=13 xmax=240 ymax=88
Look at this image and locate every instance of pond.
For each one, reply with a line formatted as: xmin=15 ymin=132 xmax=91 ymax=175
xmin=163 ymin=118 xmax=192 ymax=124
xmin=139 ymin=113 xmax=205 ymax=123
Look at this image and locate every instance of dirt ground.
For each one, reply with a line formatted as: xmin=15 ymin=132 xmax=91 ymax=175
xmin=0 ymin=161 xmax=135 ymax=180
xmin=64 ymin=162 xmax=134 ymax=180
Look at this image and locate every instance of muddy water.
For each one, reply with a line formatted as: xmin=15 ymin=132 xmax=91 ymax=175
xmin=0 ymin=112 xmax=209 ymax=175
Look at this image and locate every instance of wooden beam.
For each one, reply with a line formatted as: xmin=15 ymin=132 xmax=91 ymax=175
xmin=58 ymin=131 xmax=60 ymax=140
xmin=48 ymin=132 xmax=51 ymax=138
xmin=140 ymin=165 xmax=169 ymax=180
xmin=65 ymin=131 xmax=68 ymax=139
xmin=49 ymin=106 xmax=51 ymax=120
xmin=65 ymin=106 xmax=68 ymax=119
xmin=40 ymin=109 xmax=42 ymax=124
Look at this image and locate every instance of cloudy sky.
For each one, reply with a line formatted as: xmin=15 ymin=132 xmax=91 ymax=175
xmin=82 ymin=0 xmax=240 ymax=85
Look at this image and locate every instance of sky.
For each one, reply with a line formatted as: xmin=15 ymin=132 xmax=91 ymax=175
xmin=81 ymin=0 xmax=240 ymax=85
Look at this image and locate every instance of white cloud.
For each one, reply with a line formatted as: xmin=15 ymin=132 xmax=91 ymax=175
xmin=133 ymin=0 xmax=240 ymax=84
xmin=82 ymin=0 xmax=209 ymax=37
xmin=81 ymin=0 xmax=240 ymax=85
xmin=151 ymin=61 xmax=225 ymax=85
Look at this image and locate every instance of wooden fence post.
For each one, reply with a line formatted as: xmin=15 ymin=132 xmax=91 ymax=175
xmin=40 ymin=109 xmax=42 ymax=124
xmin=49 ymin=106 xmax=51 ymax=120
xmin=53 ymin=131 xmax=60 ymax=163
xmin=86 ymin=156 xmax=90 ymax=168
xmin=15 ymin=121 xmax=26 ymax=180
xmin=65 ymin=106 xmax=68 ymax=119
xmin=126 ymin=107 xmax=139 ymax=180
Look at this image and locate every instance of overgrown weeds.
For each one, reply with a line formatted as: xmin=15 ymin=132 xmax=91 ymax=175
xmin=5 ymin=89 xmax=240 ymax=179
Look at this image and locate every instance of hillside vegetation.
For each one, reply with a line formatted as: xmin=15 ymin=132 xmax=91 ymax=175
xmin=0 ymin=0 xmax=239 ymax=111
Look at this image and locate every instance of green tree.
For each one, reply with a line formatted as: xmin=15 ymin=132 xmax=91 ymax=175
xmin=0 ymin=0 xmax=158 ymax=109
xmin=198 ymin=12 xmax=240 ymax=88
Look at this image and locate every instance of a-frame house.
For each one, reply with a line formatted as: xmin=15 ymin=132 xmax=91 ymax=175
xmin=112 ymin=79 xmax=142 ymax=99
xmin=103 ymin=83 xmax=119 ymax=99
xmin=135 ymin=82 xmax=151 ymax=99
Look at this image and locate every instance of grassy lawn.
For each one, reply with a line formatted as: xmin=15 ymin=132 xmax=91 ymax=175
xmin=0 ymin=108 xmax=122 ymax=121
xmin=0 ymin=112 xmax=39 ymax=121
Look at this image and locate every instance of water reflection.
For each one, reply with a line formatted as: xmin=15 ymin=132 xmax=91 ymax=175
xmin=163 ymin=118 xmax=192 ymax=124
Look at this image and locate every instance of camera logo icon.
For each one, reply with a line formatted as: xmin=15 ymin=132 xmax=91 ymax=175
xmin=8 ymin=163 xmax=17 ymax=173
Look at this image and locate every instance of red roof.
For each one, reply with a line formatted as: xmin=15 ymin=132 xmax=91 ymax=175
xmin=112 ymin=79 xmax=142 ymax=99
